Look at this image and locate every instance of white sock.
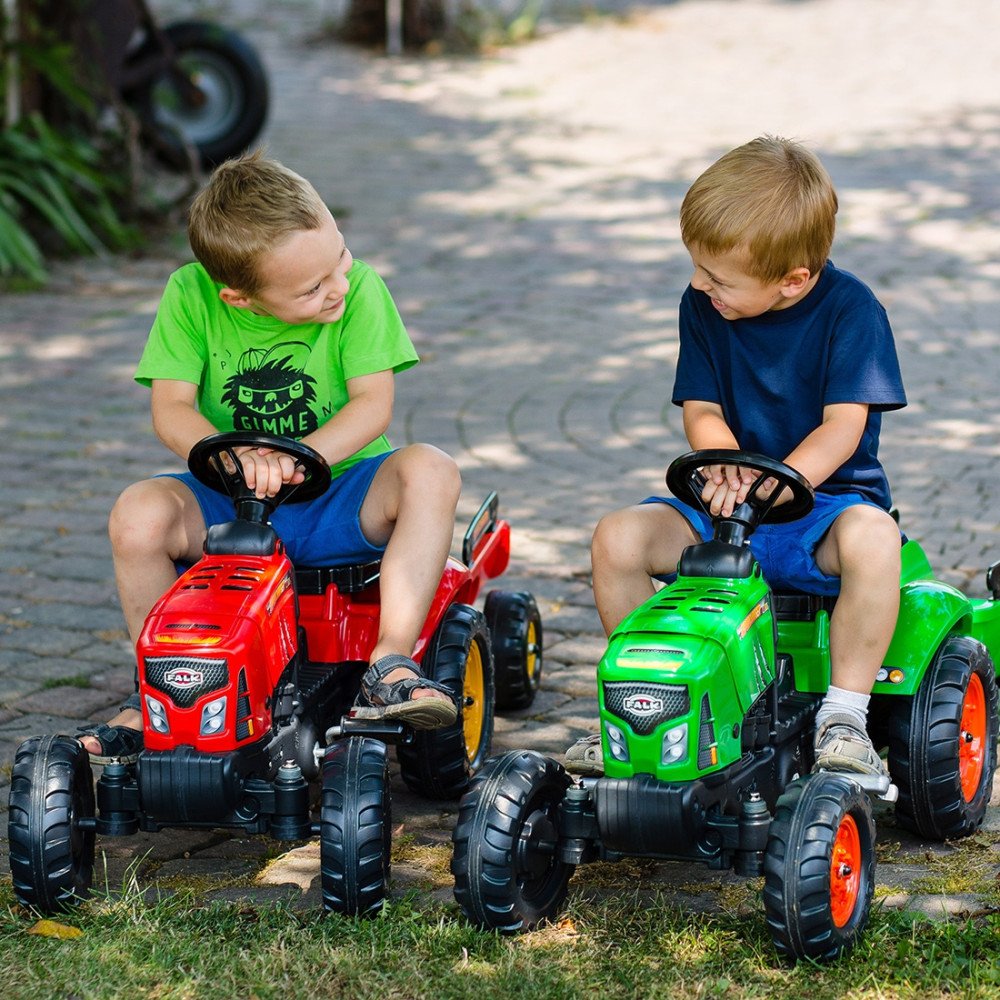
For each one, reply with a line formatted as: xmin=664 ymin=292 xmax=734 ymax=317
xmin=816 ymin=685 xmax=870 ymax=730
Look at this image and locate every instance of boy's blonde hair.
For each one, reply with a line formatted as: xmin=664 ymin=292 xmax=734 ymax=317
xmin=188 ymin=150 xmax=327 ymax=296
xmin=679 ymin=136 xmax=837 ymax=283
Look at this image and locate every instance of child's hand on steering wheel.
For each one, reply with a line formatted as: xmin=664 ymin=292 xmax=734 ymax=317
xmin=235 ymin=446 xmax=306 ymax=499
xmin=700 ymin=462 xmax=756 ymax=517
xmin=753 ymin=474 xmax=793 ymax=507
xmin=700 ymin=464 xmax=793 ymax=516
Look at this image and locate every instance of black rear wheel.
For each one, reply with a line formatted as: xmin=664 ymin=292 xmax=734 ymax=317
xmin=320 ymin=737 xmax=391 ymax=917
xmin=485 ymin=590 xmax=543 ymax=711
xmin=397 ymin=604 xmax=494 ymax=800
xmin=8 ymin=735 xmax=96 ymax=912
xmin=125 ymin=21 xmax=269 ymax=169
xmin=763 ymin=773 xmax=875 ymax=962
xmin=451 ymin=750 xmax=574 ymax=932
xmin=888 ymin=635 xmax=998 ymax=840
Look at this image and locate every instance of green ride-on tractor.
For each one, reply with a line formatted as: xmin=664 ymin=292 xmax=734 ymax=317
xmin=451 ymin=449 xmax=1000 ymax=962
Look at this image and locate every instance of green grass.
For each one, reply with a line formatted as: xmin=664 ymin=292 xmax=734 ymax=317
xmin=40 ymin=674 xmax=94 ymax=691
xmin=2 ymin=881 xmax=999 ymax=1000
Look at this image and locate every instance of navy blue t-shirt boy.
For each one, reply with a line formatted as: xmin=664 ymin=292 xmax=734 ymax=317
xmin=566 ymin=137 xmax=907 ymax=784
xmin=647 ymin=261 xmax=907 ymax=597
xmin=673 ymin=261 xmax=906 ymax=511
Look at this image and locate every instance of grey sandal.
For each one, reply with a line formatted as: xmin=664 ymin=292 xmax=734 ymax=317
xmin=564 ymin=733 xmax=604 ymax=776
xmin=352 ymin=654 xmax=458 ymax=730
xmin=812 ymin=712 xmax=887 ymax=777
xmin=77 ymin=692 xmax=144 ymax=765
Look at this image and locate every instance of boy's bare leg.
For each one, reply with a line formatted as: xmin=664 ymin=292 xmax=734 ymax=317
xmin=360 ymin=444 xmax=462 ymax=702
xmin=565 ymin=502 xmax=700 ymax=772
xmin=80 ymin=479 xmax=207 ymax=750
xmin=590 ymin=503 xmax=700 ymax=636
xmin=815 ymin=505 xmax=901 ymax=693
xmin=812 ymin=505 xmax=901 ymax=777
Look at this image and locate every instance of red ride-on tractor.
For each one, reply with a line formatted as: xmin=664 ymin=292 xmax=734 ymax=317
xmin=7 ymin=433 xmax=543 ymax=916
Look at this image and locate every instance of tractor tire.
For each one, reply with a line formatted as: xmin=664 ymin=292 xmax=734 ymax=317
xmin=451 ymin=750 xmax=574 ymax=932
xmin=320 ymin=737 xmax=391 ymax=917
xmin=8 ymin=735 xmax=96 ymax=912
xmin=763 ymin=772 xmax=875 ymax=962
xmin=125 ymin=21 xmax=269 ymax=169
xmin=485 ymin=590 xmax=543 ymax=710
xmin=888 ymin=634 xmax=998 ymax=840
xmin=397 ymin=604 xmax=494 ymax=800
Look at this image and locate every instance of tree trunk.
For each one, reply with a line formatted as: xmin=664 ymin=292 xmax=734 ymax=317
xmin=341 ymin=0 xmax=447 ymax=50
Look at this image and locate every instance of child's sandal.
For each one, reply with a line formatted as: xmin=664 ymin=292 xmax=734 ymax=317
xmin=77 ymin=692 xmax=144 ymax=764
xmin=76 ymin=722 xmax=143 ymax=764
xmin=353 ymin=654 xmax=457 ymax=730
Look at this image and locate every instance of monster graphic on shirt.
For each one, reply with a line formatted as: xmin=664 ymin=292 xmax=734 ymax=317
xmin=220 ymin=343 xmax=319 ymax=437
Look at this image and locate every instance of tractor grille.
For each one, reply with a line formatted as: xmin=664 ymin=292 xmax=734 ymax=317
xmin=144 ymin=656 xmax=229 ymax=709
xmin=697 ymin=693 xmax=717 ymax=769
xmin=235 ymin=668 xmax=252 ymax=741
xmin=603 ymin=681 xmax=689 ymax=736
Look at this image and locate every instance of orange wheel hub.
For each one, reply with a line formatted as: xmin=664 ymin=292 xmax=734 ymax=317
xmin=959 ymin=673 xmax=987 ymax=803
xmin=830 ymin=813 xmax=862 ymax=928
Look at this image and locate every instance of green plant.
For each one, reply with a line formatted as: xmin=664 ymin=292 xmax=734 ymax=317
xmin=0 ymin=113 xmax=136 ymax=284
xmin=446 ymin=0 xmax=542 ymax=52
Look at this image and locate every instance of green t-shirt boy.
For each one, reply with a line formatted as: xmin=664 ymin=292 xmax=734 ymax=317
xmin=137 ymin=257 xmax=418 ymax=478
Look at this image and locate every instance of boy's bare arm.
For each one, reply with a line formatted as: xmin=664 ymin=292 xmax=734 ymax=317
xmin=150 ymin=371 xmax=396 ymax=499
xmin=781 ymin=402 xmax=869 ymax=490
xmin=151 ymin=379 xmax=218 ymax=458
xmin=682 ymin=400 xmax=755 ymax=515
xmin=681 ymin=400 xmax=869 ymax=516
xmin=151 ymin=379 xmax=293 ymax=498
xmin=301 ymin=369 xmax=395 ymax=467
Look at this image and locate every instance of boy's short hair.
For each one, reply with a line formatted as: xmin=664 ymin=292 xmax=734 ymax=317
xmin=679 ymin=136 xmax=838 ymax=283
xmin=188 ymin=149 xmax=327 ymax=296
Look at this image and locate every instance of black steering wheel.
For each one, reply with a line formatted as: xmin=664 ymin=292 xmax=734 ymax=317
xmin=666 ymin=449 xmax=814 ymax=527
xmin=188 ymin=432 xmax=331 ymax=509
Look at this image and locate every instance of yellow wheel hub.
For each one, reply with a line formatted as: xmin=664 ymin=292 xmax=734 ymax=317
xmin=463 ymin=641 xmax=486 ymax=761
xmin=525 ymin=620 xmax=539 ymax=682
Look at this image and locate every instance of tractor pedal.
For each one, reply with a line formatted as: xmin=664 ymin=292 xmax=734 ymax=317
xmin=814 ymin=766 xmax=898 ymax=803
xmin=852 ymin=772 xmax=898 ymax=803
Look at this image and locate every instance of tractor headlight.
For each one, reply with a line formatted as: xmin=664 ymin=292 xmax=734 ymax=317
xmin=661 ymin=723 xmax=688 ymax=765
xmin=145 ymin=694 xmax=169 ymax=734
xmin=200 ymin=696 xmax=227 ymax=736
xmin=604 ymin=721 xmax=629 ymax=762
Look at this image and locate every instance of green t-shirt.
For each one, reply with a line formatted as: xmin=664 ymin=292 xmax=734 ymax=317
xmin=136 ymin=259 xmax=418 ymax=477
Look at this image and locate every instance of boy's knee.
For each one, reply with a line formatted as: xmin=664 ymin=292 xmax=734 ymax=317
xmin=396 ymin=444 xmax=461 ymax=500
xmin=109 ymin=480 xmax=187 ymax=552
xmin=592 ymin=508 xmax=647 ymax=567
xmin=832 ymin=505 xmax=901 ymax=571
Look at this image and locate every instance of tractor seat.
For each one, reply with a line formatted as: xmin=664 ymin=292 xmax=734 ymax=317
xmin=771 ymin=590 xmax=838 ymax=622
xmin=294 ymin=560 xmax=382 ymax=595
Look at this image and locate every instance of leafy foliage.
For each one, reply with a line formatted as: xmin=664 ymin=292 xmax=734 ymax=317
xmin=0 ymin=0 xmax=137 ymax=286
xmin=0 ymin=113 xmax=136 ymax=285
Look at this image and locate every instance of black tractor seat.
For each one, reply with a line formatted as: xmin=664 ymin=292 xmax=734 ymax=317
xmin=294 ymin=560 xmax=382 ymax=596
xmin=771 ymin=590 xmax=838 ymax=622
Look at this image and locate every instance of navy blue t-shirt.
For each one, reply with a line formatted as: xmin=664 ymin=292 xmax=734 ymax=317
xmin=672 ymin=261 xmax=906 ymax=510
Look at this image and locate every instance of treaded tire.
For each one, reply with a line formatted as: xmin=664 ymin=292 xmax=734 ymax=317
xmin=320 ymin=737 xmax=391 ymax=917
xmin=763 ymin=773 xmax=875 ymax=963
xmin=125 ymin=21 xmax=269 ymax=169
xmin=451 ymin=750 xmax=574 ymax=932
xmin=8 ymin=735 xmax=96 ymax=912
xmin=397 ymin=604 xmax=494 ymax=800
xmin=485 ymin=590 xmax=543 ymax=711
xmin=888 ymin=634 xmax=998 ymax=840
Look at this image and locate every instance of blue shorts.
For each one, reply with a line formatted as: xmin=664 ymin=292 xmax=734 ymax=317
xmin=163 ymin=450 xmax=393 ymax=567
xmin=642 ymin=492 xmax=898 ymax=597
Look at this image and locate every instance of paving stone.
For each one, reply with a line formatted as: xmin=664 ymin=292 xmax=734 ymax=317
xmin=12 ymin=686 xmax=121 ymax=718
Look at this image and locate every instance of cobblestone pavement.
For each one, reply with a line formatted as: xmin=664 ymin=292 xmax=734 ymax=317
xmin=1 ymin=0 xmax=999 ymax=920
